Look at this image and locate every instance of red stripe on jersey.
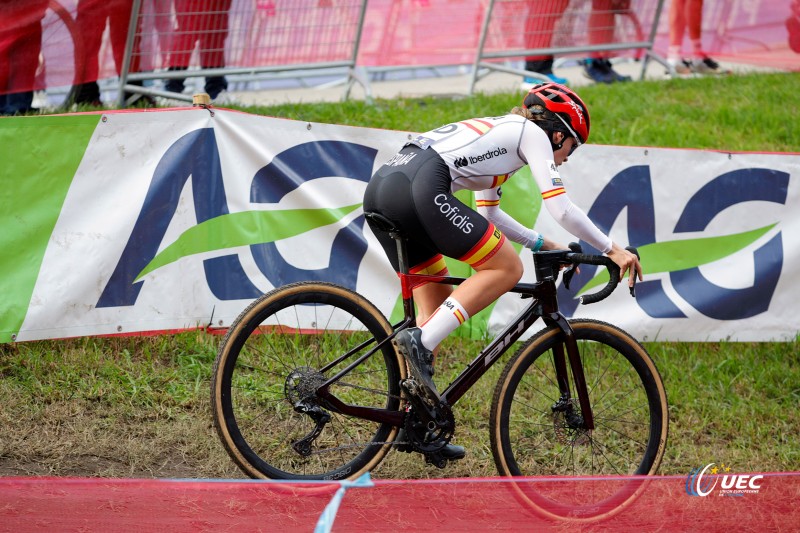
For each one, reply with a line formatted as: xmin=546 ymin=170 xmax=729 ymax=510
xmin=410 ymin=254 xmax=445 ymax=274
xmin=542 ymin=187 xmax=566 ymax=199
xmin=460 ymin=121 xmax=484 ymax=135
xmin=472 ymin=118 xmax=493 ymax=129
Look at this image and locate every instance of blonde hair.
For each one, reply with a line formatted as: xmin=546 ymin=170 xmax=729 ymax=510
xmin=510 ymin=106 xmax=533 ymax=120
xmin=511 ymin=104 xmax=548 ymax=123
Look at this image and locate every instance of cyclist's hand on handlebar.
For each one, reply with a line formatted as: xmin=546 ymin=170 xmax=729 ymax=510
xmin=540 ymin=237 xmax=568 ymax=252
xmin=542 ymin=238 xmax=580 ymax=274
xmin=607 ymin=242 xmax=643 ymax=288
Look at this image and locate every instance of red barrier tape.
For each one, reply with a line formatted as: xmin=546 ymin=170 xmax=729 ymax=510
xmin=1 ymin=473 xmax=798 ymax=532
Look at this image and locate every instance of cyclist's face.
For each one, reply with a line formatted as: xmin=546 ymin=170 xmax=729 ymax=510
xmin=554 ymin=136 xmax=578 ymax=166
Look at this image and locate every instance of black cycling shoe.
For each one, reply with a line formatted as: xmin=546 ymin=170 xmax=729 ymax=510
xmin=393 ymin=327 xmax=439 ymax=399
xmin=438 ymin=442 xmax=466 ymax=460
xmin=394 ymin=428 xmax=466 ymax=461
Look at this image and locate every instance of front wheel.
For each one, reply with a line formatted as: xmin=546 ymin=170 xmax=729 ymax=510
xmin=490 ymin=319 xmax=668 ymax=521
xmin=211 ymin=282 xmax=405 ymax=480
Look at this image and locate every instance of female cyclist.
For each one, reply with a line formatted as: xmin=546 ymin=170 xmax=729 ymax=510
xmin=362 ymin=83 xmax=642 ymax=460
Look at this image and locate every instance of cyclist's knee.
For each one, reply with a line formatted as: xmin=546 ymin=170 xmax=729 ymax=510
xmin=504 ymin=254 xmax=524 ymax=287
xmin=478 ymin=244 xmax=523 ymax=289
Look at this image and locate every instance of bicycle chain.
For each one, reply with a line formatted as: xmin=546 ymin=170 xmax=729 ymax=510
xmin=303 ymin=439 xmax=402 ymax=457
xmin=333 ymin=380 xmax=405 ymax=401
xmin=296 ymin=378 xmax=408 ymax=457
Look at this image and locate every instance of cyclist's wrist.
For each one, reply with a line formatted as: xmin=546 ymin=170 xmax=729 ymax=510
xmin=531 ymin=234 xmax=545 ymax=252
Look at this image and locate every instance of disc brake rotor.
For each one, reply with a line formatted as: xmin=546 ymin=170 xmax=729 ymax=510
xmin=552 ymin=398 xmax=591 ymax=446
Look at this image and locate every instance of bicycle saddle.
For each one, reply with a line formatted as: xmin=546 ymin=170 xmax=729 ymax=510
xmin=364 ymin=211 xmax=405 ymax=237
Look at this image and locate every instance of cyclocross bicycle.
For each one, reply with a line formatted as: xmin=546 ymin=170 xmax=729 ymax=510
xmin=211 ymin=212 xmax=669 ymax=520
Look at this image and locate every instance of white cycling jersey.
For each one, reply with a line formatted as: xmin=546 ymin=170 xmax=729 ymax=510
xmin=409 ymin=113 xmax=612 ymax=253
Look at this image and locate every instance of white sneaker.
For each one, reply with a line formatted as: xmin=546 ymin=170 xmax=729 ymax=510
xmin=689 ymin=56 xmax=731 ymax=75
xmin=667 ymin=58 xmax=693 ymax=77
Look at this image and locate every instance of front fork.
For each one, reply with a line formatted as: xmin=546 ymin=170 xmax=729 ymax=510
xmin=545 ymin=312 xmax=595 ymax=431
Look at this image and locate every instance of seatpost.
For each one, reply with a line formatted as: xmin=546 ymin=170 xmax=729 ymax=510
xmin=392 ymin=231 xmax=416 ymax=323
xmin=392 ymin=231 xmax=409 ymax=275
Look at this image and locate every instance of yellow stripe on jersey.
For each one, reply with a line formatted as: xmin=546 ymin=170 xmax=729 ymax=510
xmin=492 ymin=173 xmax=510 ymax=187
xmin=542 ymin=187 xmax=566 ymax=200
xmin=460 ymin=119 xmax=493 ymax=135
xmin=459 ymin=225 xmax=505 ymax=268
xmin=410 ymin=255 xmax=448 ymax=276
xmin=454 ymin=309 xmax=466 ymax=324
xmin=475 ymin=199 xmax=500 ymax=208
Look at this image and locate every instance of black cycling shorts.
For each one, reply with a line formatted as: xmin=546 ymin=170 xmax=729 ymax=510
xmin=363 ymin=145 xmax=504 ymax=274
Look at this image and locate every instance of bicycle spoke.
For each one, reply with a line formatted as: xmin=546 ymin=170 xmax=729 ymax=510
xmin=492 ymin=319 xmax=667 ymax=517
xmin=593 ymin=398 xmax=648 ymax=421
xmin=593 ymin=417 xmax=649 ymax=448
xmin=587 ymin=435 xmax=637 ymax=475
xmin=212 ymin=282 xmax=402 ymax=480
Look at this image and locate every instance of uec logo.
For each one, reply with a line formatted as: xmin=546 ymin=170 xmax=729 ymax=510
xmin=686 ymin=463 xmax=763 ymax=497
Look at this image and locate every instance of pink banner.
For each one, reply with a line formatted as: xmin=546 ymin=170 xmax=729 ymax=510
xmin=1 ymin=0 xmax=797 ymax=97
xmin=652 ymin=0 xmax=800 ymax=70
xmin=2 ymin=473 xmax=799 ymax=531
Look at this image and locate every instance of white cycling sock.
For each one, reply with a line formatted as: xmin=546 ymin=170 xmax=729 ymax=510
xmin=418 ymin=297 xmax=470 ymax=352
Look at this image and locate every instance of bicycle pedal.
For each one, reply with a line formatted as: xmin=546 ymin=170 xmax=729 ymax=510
xmin=424 ymin=452 xmax=448 ymax=469
xmin=402 ymin=378 xmax=439 ymax=405
xmin=401 ymin=378 xmax=420 ymax=396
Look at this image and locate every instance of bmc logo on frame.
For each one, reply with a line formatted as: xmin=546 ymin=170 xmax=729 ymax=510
xmin=685 ymin=463 xmax=764 ymax=497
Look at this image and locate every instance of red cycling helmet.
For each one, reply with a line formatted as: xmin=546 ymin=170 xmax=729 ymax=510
xmin=523 ymin=82 xmax=591 ymax=145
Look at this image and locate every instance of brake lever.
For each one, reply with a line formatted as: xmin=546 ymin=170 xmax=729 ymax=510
xmin=562 ymin=242 xmax=582 ymax=290
xmin=626 ymin=246 xmax=640 ymax=298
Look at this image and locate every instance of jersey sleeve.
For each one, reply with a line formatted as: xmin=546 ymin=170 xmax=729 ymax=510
xmin=519 ymin=124 xmax=613 ymax=253
xmin=475 ymin=187 xmax=539 ymax=248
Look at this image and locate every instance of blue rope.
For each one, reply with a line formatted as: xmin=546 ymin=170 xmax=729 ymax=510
xmin=314 ymin=472 xmax=374 ymax=533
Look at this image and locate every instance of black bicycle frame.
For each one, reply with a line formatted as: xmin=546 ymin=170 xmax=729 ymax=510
xmin=316 ymin=243 xmax=596 ymax=431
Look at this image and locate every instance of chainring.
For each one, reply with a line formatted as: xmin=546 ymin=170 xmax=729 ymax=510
xmin=403 ymin=401 xmax=456 ymax=454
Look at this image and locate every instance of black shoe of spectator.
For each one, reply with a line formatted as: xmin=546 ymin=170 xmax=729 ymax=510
xmin=68 ymin=82 xmax=102 ymax=107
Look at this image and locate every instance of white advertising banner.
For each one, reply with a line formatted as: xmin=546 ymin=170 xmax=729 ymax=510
xmin=501 ymin=145 xmax=800 ymax=342
xmin=2 ymin=109 xmax=798 ymax=343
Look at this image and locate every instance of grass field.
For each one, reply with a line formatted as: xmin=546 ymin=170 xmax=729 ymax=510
xmin=1 ymin=71 xmax=798 ymax=479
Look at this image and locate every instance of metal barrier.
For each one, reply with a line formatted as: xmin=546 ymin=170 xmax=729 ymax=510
xmin=469 ymin=0 xmax=667 ymax=93
xmin=6 ymin=0 xmax=794 ymax=109
xmin=118 ymin=0 xmax=370 ymax=106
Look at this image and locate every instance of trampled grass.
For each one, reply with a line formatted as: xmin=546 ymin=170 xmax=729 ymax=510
xmin=1 ymin=332 xmax=797 ymax=478
xmin=1 ymin=71 xmax=798 ymax=479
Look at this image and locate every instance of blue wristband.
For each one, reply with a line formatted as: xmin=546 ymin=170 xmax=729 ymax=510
xmin=532 ymin=234 xmax=544 ymax=252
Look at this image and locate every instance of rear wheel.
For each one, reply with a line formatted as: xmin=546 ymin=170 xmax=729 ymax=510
xmin=490 ymin=319 xmax=668 ymax=521
xmin=212 ymin=282 xmax=405 ymax=480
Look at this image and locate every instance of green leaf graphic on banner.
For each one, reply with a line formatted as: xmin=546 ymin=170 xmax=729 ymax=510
xmin=135 ymin=204 xmax=362 ymax=281
xmin=0 ymin=114 xmax=102 ymax=343
xmin=577 ymin=224 xmax=777 ymax=295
